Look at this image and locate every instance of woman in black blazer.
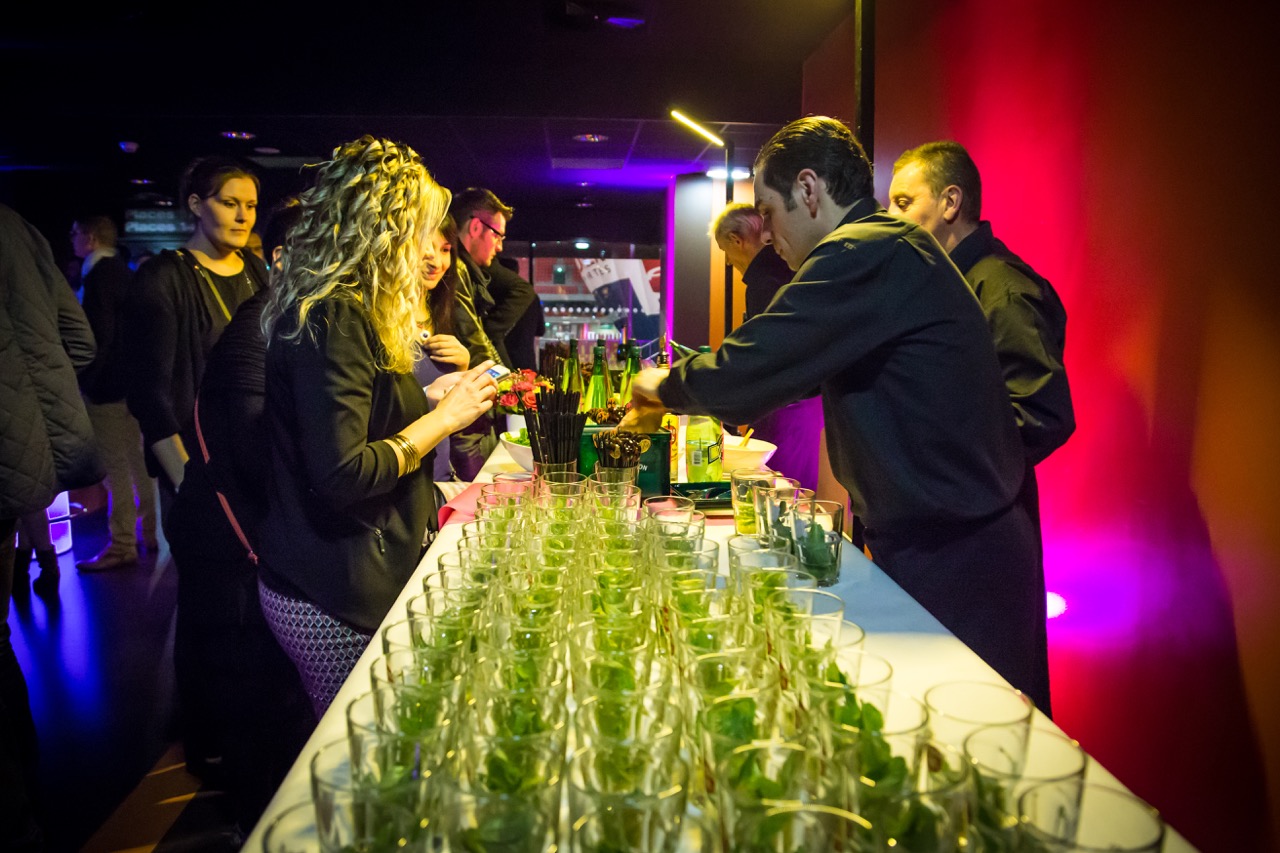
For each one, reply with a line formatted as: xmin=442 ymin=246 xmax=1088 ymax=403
xmin=256 ymin=136 xmax=497 ymax=713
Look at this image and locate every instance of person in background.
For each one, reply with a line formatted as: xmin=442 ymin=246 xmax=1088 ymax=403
xmin=245 ymin=230 xmax=265 ymax=261
xmin=711 ymin=202 xmax=825 ymax=492
xmin=125 ymin=156 xmax=268 ymax=520
xmin=12 ymin=512 xmax=60 ymax=597
xmin=450 ymin=187 xmax=534 ymax=369
xmin=165 ymin=197 xmax=315 ymax=821
xmin=889 ymin=144 xmax=1073 ymax=704
xmin=625 ymin=117 xmax=1051 ymax=712
xmin=887 ymin=141 xmax=1074 ymax=468
xmin=1 ymin=202 xmax=102 ymax=849
xmin=713 ymin=202 xmax=792 ymax=320
xmin=411 ymin=213 xmax=472 ymax=481
xmin=257 ymin=137 xmax=497 ymax=713
xmin=71 ymin=215 xmax=159 ymax=572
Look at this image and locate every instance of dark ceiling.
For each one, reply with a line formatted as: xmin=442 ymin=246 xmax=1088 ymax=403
xmin=1 ymin=0 xmax=853 ymax=245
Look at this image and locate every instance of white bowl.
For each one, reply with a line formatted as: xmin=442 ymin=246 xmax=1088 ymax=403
xmin=721 ymin=437 xmax=778 ymax=474
xmin=499 ymin=431 xmax=535 ymax=471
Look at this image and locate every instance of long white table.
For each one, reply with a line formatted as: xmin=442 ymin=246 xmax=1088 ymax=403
xmin=243 ymin=446 xmax=1195 ymax=851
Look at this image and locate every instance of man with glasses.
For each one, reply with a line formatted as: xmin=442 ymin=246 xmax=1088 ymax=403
xmin=448 ymin=188 xmax=534 ymax=478
xmin=450 ymin=187 xmax=534 ymax=370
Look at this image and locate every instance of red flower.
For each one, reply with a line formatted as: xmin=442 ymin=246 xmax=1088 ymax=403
xmin=511 ymin=380 xmax=534 ymax=393
xmin=522 ymin=390 xmax=539 ymax=410
xmin=498 ymin=392 xmax=519 ymax=409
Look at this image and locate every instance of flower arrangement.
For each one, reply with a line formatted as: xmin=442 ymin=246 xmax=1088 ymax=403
xmin=494 ymin=368 xmax=553 ymax=416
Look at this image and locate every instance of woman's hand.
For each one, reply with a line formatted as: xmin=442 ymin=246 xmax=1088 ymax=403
xmin=432 ymin=360 xmax=499 ymax=434
xmin=425 ymin=334 xmax=470 ymax=372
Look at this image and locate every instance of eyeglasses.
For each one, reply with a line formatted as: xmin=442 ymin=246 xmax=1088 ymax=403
xmin=473 ymin=217 xmax=507 ymax=242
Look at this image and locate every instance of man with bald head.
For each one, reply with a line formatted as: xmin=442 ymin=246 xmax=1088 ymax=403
xmin=711 ymin=202 xmax=823 ymax=492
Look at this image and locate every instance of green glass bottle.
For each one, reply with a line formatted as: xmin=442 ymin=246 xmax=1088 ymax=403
xmin=685 ymin=346 xmax=723 ymax=481
xmin=617 ymin=340 xmax=642 ymax=406
xmin=585 ymin=336 xmax=613 ymax=412
xmin=560 ymin=346 xmax=584 ymax=404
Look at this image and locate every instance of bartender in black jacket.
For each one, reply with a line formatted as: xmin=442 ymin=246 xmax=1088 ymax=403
xmin=626 ymin=117 xmax=1050 ymax=712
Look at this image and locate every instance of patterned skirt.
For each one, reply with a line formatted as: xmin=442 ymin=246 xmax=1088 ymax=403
xmin=257 ymin=580 xmax=374 ymax=716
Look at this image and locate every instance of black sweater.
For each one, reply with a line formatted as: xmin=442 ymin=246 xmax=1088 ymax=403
xmin=258 ymin=297 xmax=435 ymax=631
xmin=125 ymin=249 xmax=266 ymax=479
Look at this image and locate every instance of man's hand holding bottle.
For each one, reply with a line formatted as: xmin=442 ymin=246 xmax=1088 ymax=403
xmin=618 ymin=367 xmax=669 ymax=433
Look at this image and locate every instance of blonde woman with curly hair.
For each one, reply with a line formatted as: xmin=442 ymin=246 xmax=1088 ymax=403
xmin=257 ymin=137 xmax=497 ymax=712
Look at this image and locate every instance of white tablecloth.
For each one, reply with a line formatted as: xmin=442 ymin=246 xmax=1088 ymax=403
xmin=242 ymin=445 xmax=1195 ymax=851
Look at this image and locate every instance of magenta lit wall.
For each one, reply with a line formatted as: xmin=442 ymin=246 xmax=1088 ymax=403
xmin=806 ymin=2 xmax=1280 ymax=849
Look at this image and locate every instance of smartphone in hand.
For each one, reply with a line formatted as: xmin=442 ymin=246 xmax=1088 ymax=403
xmin=484 ymin=364 xmax=512 ymax=381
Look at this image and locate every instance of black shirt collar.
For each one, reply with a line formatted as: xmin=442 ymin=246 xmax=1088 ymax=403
xmin=948 ymin=221 xmax=997 ymax=276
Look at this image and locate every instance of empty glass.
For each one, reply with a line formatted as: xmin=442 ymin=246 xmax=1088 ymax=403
xmin=966 ymin=725 xmax=1089 ymax=847
xmin=752 ymin=477 xmax=813 ymax=540
xmin=924 ymin=681 xmax=1035 ymax=777
xmin=1019 ymin=781 xmax=1165 ymax=852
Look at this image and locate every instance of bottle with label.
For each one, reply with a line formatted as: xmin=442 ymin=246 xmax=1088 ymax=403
xmin=655 ymin=338 xmax=679 ymax=472
xmin=585 ymin=336 xmax=613 ymax=412
xmin=685 ymin=414 xmax=723 ymax=482
xmin=684 ymin=345 xmax=724 ymax=481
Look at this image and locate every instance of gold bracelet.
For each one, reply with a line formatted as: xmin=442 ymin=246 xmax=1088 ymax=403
xmin=388 ymin=433 xmax=420 ymax=475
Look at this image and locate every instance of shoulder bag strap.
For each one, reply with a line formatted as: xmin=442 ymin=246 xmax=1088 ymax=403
xmin=193 ymin=395 xmax=259 ymax=566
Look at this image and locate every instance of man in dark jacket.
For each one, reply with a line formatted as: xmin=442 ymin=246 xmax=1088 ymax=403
xmin=888 ymin=141 xmax=1074 ymax=467
xmin=1 ymin=202 xmax=101 ymax=851
xmin=71 ymin=215 xmax=159 ymax=571
xmin=889 ymin=144 xmax=1074 ymax=701
xmin=627 ymin=118 xmax=1050 ymax=712
xmin=447 ymin=188 xmax=533 ymax=478
xmin=450 ymin=188 xmax=534 ymax=369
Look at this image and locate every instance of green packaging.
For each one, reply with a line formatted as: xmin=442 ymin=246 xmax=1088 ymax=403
xmin=578 ymin=427 xmax=672 ymax=498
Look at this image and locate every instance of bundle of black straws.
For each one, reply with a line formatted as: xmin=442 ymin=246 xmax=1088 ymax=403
xmin=525 ymin=381 xmax=588 ymax=465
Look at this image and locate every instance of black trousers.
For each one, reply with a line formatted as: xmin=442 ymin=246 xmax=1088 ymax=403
xmin=0 ymin=516 xmax=43 ymax=851
xmin=168 ymin=470 xmax=316 ymax=829
xmin=866 ymin=491 xmax=1052 ymax=717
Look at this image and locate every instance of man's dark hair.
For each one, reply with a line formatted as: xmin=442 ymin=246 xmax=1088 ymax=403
xmin=754 ymin=116 xmax=873 ymax=210
xmin=262 ymin=196 xmax=303 ymax=260
xmin=448 ymin=187 xmax=514 ymax=226
xmin=893 ymin=140 xmax=983 ymax=222
xmin=74 ymin=214 xmax=118 ymax=247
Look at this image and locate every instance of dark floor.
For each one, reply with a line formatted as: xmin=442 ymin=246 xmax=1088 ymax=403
xmin=9 ymin=500 xmax=245 ymax=852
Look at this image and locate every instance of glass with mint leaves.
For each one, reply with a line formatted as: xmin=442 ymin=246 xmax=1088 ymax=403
xmin=775 ymin=498 xmax=845 ymax=587
xmin=567 ymin=745 xmax=690 ymax=853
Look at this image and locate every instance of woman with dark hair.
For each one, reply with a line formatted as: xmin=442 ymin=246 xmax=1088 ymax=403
xmin=125 ymin=156 xmax=268 ymax=508
xmin=413 ymin=213 xmax=471 ymax=480
xmin=257 ymin=137 xmax=496 ymax=713
xmin=165 ymin=198 xmax=314 ymax=818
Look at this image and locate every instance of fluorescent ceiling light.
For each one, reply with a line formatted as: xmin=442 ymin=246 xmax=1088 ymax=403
xmin=670 ymin=110 xmax=724 ymax=147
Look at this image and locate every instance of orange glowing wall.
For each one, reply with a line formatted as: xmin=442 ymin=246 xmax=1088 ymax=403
xmin=806 ymin=2 xmax=1280 ymax=848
